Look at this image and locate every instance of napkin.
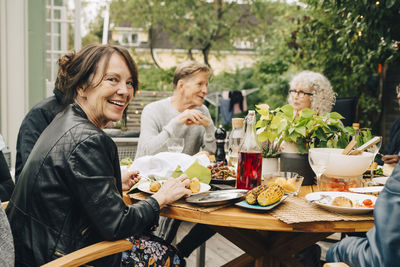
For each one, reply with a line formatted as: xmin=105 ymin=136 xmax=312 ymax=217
xmin=126 ymin=152 xmax=210 ymax=180
xmin=171 ymin=160 xmax=212 ymax=184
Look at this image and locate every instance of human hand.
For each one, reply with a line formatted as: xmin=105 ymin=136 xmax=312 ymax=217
xmin=382 ymin=154 xmax=400 ymax=164
xmin=152 ymin=175 xmax=191 ymax=209
xmin=177 ymin=109 xmax=211 ymax=127
xmin=121 ymin=169 xmax=141 ymax=191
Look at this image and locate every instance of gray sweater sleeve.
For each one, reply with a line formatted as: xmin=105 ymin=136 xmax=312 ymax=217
xmin=136 ymin=102 xmax=183 ymax=158
xmin=201 ymin=107 xmax=216 ymax=154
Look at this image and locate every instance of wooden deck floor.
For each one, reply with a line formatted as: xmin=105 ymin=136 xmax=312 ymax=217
xmin=176 ymin=222 xmax=243 ymax=267
xmin=176 ymin=222 xmax=334 ymax=267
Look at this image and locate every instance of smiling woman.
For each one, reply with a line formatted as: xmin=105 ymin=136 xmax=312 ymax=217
xmin=75 ymin=52 xmax=134 ymax=129
xmin=6 ymin=44 xmax=189 ymax=267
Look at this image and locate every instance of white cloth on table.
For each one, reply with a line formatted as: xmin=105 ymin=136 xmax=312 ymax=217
xmin=125 ymin=152 xmax=210 ymax=179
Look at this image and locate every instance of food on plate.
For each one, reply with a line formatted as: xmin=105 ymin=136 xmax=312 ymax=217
xmin=362 ymin=199 xmax=375 ymax=208
xmin=268 ymin=177 xmax=298 ymax=194
xmin=208 ymin=162 xmax=236 ymax=180
xmin=245 ymin=185 xmax=268 ymax=205
xmin=120 ymin=157 xmax=133 ymax=167
xmin=331 ymin=196 xmax=353 ymax=208
xmin=374 ymin=168 xmax=384 ymax=176
xmin=257 ymin=184 xmax=284 ymax=206
xmin=189 ymin=178 xmax=201 ymax=193
xmin=149 ymin=181 xmax=161 ymax=192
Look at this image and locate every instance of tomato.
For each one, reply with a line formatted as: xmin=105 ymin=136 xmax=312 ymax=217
xmin=363 ymin=199 xmax=374 ymax=208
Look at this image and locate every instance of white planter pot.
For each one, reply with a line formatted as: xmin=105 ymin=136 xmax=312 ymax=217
xmin=262 ymin=157 xmax=279 ymax=174
xmin=281 ymin=141 xmax=300 ymax=153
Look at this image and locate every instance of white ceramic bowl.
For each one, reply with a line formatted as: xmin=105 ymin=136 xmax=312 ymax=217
xmin=309 ymin=148 xmax=374 ymax=177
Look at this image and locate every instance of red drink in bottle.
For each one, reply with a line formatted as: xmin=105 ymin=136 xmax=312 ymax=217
xmin=236 ymin=151 xmax=262 ymax=190
xmin=236 ymin=110 xmax=263 ymax=190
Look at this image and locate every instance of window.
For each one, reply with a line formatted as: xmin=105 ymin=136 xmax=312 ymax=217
xmin=45 ymin=0 xmax=73 ymax=95
xmin=119 ymin=32 xmax=139 ymax=46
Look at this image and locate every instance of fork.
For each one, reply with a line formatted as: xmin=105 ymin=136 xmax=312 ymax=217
xmin=310 ymin=194 xmax=332 ymax=203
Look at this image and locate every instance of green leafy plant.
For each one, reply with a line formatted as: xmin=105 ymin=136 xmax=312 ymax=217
xmin=255 ymin=104 xmax=352 ymax=154
xmin=260 ymin=140 xmax=280 ymax=158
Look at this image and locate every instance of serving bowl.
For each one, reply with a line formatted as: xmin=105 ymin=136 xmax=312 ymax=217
xmin=309 ymin=148 xmax=374 ymax=177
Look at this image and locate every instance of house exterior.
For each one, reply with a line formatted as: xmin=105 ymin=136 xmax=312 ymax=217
xmin=0 ymin=0 xmax=76 ymax=167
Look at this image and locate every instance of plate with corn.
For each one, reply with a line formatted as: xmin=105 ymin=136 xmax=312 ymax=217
xmin=235 ymin=184 xmax=287 ymax=211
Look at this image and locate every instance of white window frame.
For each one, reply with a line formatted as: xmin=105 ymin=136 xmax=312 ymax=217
xmin=45 ymin=0 xmax=73 ymax=96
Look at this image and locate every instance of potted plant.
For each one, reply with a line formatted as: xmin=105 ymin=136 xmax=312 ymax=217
xmin=260 ymin=139 xmax=280 ymax=174
xmin=255 ymin=104 xmax=352 ymax=184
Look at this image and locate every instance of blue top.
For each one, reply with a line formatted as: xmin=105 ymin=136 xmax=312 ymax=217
xmin=327 ymin=162 xmax=400 ymax=266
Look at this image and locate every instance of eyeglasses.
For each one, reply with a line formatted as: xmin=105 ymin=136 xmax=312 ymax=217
xmin=289 ymin=89 xmax=313 ymax=98
xmin=396 ymin=85 xmax=400 ymax=95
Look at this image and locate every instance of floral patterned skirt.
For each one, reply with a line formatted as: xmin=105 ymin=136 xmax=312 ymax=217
xmin=121 ymin=234 xmax=185 ymax=267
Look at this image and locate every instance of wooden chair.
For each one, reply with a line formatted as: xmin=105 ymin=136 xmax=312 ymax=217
xmin=1 ymin=201 xmax=133 ymax=267
xmin=323 ymin=263 xmax=349 ymax=267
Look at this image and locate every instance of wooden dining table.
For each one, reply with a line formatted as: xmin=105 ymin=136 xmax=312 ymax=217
xmin=123 ymin=185 xmax=375 ymax=267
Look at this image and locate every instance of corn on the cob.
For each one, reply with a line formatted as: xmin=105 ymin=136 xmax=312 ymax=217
xmin=245 ymin=185 xmax=268 ymax=205
xmin=257 ymin=184 xmax=284 ymax=206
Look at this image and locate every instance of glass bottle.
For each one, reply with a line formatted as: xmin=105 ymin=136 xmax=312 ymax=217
xmin=227 ymin=118 xmax=244 ymax=169
xmin=352 ymin=123 xmax=360 ymax=148
xmin=236 ymin=110 xmax=263 ymax=190
xmin=215 ymin=125 xmax=227 ymax=164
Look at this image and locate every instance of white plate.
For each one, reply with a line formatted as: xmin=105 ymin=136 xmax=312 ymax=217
xmin=305 ymin=191 xmax=376 ymax=214
xmin=349 ymin=186 xmax=384 ymax=194
xmin=372 ymin=176 xmax=388 ymax=185
xmin=138 ymin=180 xmax=211 ymax=195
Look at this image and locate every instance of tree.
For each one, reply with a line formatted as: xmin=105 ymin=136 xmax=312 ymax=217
xmin=111 ymin=0 xmax=170 ymax=68
xmin=82 ymin=5 xmax=105 ymax=46
xmin=110 ymin=0 xmax=269 ymax=68
xmin=291 ymin=0 xmax=400 ymax=131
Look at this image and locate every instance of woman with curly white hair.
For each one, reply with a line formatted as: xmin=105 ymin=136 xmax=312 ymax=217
xmin=288 ymin=71 xmax=336 ymax=115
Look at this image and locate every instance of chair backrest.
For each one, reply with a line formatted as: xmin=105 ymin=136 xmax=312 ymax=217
xmin=332 ymin=97 xmax=358 ymax=127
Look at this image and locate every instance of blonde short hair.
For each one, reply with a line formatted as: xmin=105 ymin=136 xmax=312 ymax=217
xmin=173 ymin=61 xmax=211 ymax=89
xmin=288 ymin=71 xmax=336 ymax=115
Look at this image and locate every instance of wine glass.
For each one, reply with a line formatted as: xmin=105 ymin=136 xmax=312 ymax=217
xmin=366 ymin=136 xmax=382 ymax=177
xmin=308 ymin=148 xmax=330 ymax=189
xmin=167 ymin=138 xmax=184 ymax=153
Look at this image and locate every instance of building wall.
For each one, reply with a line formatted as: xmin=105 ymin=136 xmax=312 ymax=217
xmin=132 ymin=48 xmax=257 ymax=74
xmin=0 ymin=0 xmax=29 ymax=166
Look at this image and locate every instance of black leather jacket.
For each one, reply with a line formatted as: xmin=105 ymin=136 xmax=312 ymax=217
xmin=15 ymin=88 xmax=65 ymax=182
xmin=7 ymin=104 xmax=160 ymax=267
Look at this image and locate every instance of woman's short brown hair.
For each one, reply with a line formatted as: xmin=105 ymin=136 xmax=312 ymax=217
xmin=55 ymin=44 xmax=139 ymax=104
xmin=173 ymin=61 xmax=211 ymax=89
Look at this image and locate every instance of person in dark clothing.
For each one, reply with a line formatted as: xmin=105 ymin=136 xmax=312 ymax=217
xmin=327 ymin=163 xmax=400 ymax=266
xmin=14 ymin=88 xmax=66 ymax=182
xmin=6 ymin=44 xmax=189 ymax=266
xmin=0 ymin=150 xmax=14 ymax=201
xmin=381 ymin=85 xmax=400 ymax=164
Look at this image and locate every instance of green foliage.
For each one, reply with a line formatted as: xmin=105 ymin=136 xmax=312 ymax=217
xmin=256 ymin=104 xmax=351 ymax=154
xmin=137 ymin=67 xmax=175 ymax=91
xmin=291 ymin=0 xmax=400 ymax=132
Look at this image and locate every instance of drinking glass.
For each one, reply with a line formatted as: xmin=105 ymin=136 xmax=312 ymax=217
xmin=308 ymin=148 xmax=330 ymax=189
xmin=366 ymin=136 xmax=382 ymax=177
xmin=167 ymin=138 xmax=184 ymax=153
